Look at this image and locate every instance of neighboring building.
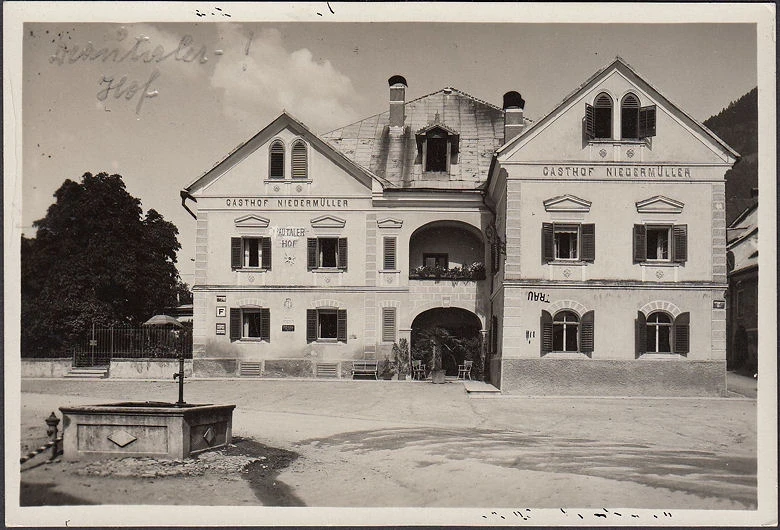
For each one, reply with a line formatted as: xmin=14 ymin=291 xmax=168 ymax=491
xmin=726 ymin=202 xmax=758 ymax=373
xmin=181 ymin=57 xmax=738 ymax=395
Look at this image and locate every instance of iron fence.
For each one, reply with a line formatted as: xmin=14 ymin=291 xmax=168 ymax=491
xmin=72 ymin=327 xmax=192 ymax=367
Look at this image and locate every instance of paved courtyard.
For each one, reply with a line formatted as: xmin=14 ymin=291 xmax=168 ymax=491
xmin=17 ymin=375 xmax=757 ymax=515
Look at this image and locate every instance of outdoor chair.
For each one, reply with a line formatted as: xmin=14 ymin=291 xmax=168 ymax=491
xmin=457 ymin=360 xmax=473 ymax=380
xmin=412 ymin=360 xmax=427 ymax=380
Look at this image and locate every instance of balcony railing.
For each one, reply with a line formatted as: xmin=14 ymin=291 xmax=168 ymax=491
xmin=409 ymin=262 xmax=486 ymax=281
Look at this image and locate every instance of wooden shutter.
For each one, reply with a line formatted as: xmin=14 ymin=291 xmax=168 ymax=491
xmin=580 ymin=310 xmax=594 ymax=356
xmin=291 ymin=141 xmax=307 ymax=179
xmin=337 ymin=309 xmax=347 ymax=342
xmin=260 ymin=308 xmax=271 ymax=342
xmin=540 ymin=310 xmax=553 ymax=356
xmin=542 ymin=223 xmax=554 ymax=262
xmin=230 ymin=308 xmax=241 ymax=341
xmin=584 ymin=103 xmax=595 ymax=139
xmin=338 ymin=238 xmax=348 ymax=270
xmin=231 ymin=238 xmax=242 ymax=269
xmin=307 ymin=238 xmax=318 ymax=270
xmin=306 ymin=309 xmax=317 ymax=343
xmin=381 ymin=307 xmax=396 ymax=342
xmin=673 ymin=224 xmax=688 ymax=263
xmin=269 ymin=141 xmax=284 ymax=178
xmin=581 ymin=224 xmax=595 ymax=262
xmin=638 ymin=105 xmax=657 ymax=138
xmin=383 ymin=237 xmax=397 ymax=270
xmin=674 ymin=312 xmax=690 ymax=355
xmin=633 ymin=224 xmax=647 ymax=263
xmin=261 ymin=237 xmax=272 ymax=269
xmin=635 ymin=311 xmax=647 ymax=358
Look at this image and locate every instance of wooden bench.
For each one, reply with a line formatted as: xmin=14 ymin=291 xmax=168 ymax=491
xmin=351 ymin=360 xmax=378 ymax=380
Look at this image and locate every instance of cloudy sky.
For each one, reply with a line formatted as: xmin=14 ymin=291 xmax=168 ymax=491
xmin=16 ymin=5 xmax=762 ymax=285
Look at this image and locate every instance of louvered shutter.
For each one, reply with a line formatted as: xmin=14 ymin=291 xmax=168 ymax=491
xmin=338 ymin=238 xmax=348 ymax=270
xmin=638 ymin=105 xmax=657 ymax=138
xmin=261 ymin=237 xmax=272 ymax=269
xmin=584 ymin=103 xmax=595 ymax=139
xmin=269 ymin=141 xmax=284 ymax=178
xmin=260 ymin=308 xmax=271 ymax=342
xmin=635 ymin=311 xmax=647 ymax=358
xmin=231 ymin=238 xmax=242 ymax=269
xmin=291 ymin=141 xmax=307 ymax=179
xmin=306 ymin=309 xmax=317 ymax=343
xmin=383 ymin=237 xmax=397 ymax=270
xmin=307 ymin=238 xmax=318 ymax=270
xmin=633 ymin=225 xmax=647 ymax=263
xmin=381 ymin=307 xmax=396 ymax=342
xmin=673 ymin=224 xmax=688 ymax=263
xmin=540 ymin=310 xmax=553 ymax=356
xmin=542 ymin=223 xmax=554 ymax=262
xmin=581 ymin=224 xmax=595 ymax=262
xmin=674 ymin=312 xmax=690 ymax=355
xmin=580 ymin=310 xmax=594 ymax=356
xmin=230 ymin=309 xmax=241 ymax=341
xmin=337 ymin=309 xmax=347 ymax=342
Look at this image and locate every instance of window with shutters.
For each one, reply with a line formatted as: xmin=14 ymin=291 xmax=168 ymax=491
xmin=541 ymin=309 xmax=594 ymax=356
xmin=542 ymin=223 xmax=595 ymax=263
xmin=306 ymin=308 xmax=347 ymax=342
xmin=621 ymin=93 xmax=640 ymax=139
xmin=231 ymin=237 xmax=272 ymax=270
xmin=291 ymin=140 xmax=308 ymax=179
xmin=383 ymin=237 xmax=397 ymax=270
xmin=633 ymin=224 xmax=687 ymax=264
xmin=381 ymin=307 xmax=397 ymax=343
xmin=636 ymin=311 xmax=689 ymax=356
xmin=229 ymin=308 xmax=270 ymax=342
xmin=585 ymin=92 xmax=613 ymax=139
xmin=586 ymin=92 xmax=656 ymax=141
xmin=553 ymin=311 xmax=579 ymax=352
xmin=646 ymin=312 xmax=672 ymax=352
xmin=307 ymin=237 xmax=347 ymax=270
xmin=269 ymin=140 xmax=285 ymax=179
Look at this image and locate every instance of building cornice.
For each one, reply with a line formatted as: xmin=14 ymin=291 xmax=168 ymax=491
xmin=501 ymin=279 xmax=728 ymax=290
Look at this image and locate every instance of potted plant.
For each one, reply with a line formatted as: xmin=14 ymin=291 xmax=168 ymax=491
xmin=393 ymin=338 xmax=410 ymax=380
xmin=378 ymin=355 xmax=395 ymax=380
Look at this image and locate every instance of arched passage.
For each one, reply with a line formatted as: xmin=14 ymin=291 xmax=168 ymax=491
xmin=411 ymin=307 xmax=482 ymax=377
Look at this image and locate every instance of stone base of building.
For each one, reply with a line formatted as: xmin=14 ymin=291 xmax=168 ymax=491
xmin=500 ymin=358 xmax=726 ymax=397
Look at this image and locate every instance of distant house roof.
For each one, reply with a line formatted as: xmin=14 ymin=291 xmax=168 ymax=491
xmin=322 ymin=88 xmax=509 ymax=190
xmin=727 ymin=202 xmax=758 ymax=276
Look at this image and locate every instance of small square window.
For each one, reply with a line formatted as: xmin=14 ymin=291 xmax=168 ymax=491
xmin=646 ymin=227 xmax=670 ymax=261
xmin=423 ymin=253 xmax=448 ymax=268
xmin=554 ymin=225 xmax=579 ymax=260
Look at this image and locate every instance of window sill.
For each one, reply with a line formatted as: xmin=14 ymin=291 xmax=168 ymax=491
xmin=310 ymin=268 xmax=345 ymax=273
xmin=638 ymin=261 xmax=679 ymax=267
xmin=235 ymin=268 xmax=269 ymax=272
xmin=543 ymin=351 xmax=590 ymax=359
xmin=547 ymin=260 xmax=588 ymax=266
xmin=379 ymin=269 xmax=401 ymax=273
xmin=314 ymin=339 xmax=342 ymax=344
xmin=263 ymin=179 xmax=313 ymax=184
xmin=637 ymin=353 xmax=687 ymax=360
xmin=237 ymin=338 xmax=268 ymax=343
xmin=588 ymin=138 xmax=649 ymax=145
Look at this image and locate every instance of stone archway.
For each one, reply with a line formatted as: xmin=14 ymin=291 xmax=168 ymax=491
xmin=411 ymin=307 xmax=482 ymax=376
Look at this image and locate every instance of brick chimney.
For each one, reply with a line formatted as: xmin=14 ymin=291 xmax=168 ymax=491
xmin=503 ymin=91 xmax=525 ymax=144
xmin=389 ymin=75 xmax=407 ymax=130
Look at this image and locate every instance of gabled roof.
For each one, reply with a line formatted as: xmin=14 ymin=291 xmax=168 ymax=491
xmin=322 ymin=87 xmax=506 ymax=190
xmin=184 ymin=111 xmax=391 ymax=195
xmin=497 ymin=56 xmax=741 ymax=161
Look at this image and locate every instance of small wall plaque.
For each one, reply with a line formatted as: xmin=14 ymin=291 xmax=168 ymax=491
xmin=216 ymin=306 xmax=226 ymax=317
xmin=713 ymin=300 xmax=726 ymax=309
xmin=282 ymin=325 xmax=295 ymax=332
xmin=216 ymin=295 xmax=226 ymax=303
xmin=216 ymin=323 xmax=226 ymax=335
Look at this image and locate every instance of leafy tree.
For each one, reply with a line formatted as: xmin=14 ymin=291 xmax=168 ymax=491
xmin=21 ymin=172 xmax=183 ymax=357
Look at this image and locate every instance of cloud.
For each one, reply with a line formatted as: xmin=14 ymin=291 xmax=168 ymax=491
xmin=209 ymin=26 xmax=363 ymax=133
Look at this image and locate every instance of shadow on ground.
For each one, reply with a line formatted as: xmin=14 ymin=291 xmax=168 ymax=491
xmin=301 ymin=427 xmax=757 ymax=508
xmin=229 ymin=436 xmax=305 ymax=506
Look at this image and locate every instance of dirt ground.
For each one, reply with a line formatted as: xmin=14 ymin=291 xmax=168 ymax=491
xmin=13 ymin=375 xmax=759 ymax=523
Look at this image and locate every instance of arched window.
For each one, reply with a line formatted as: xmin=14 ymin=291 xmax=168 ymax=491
xmin=593 ymin=92 xmax=613 ymax=139
xmin=553 ymin=310 xmax=579 ymax=352
xmin=646 ymin=311 xmax=672 ymax=353
xmin=291 ymin=140 xmax=308 ymax=179
xmin=621 ymin=93 xmax=640 ymax=139
xmin=269 ymin=140 xmax=285 ymax=179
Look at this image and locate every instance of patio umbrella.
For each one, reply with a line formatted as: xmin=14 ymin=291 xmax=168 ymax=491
xmin=142 ymin=314 xmax=183 ymax=328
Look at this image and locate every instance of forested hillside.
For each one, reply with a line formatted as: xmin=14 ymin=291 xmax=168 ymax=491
xmin=703 ymin=87 xmax=758 ymax=225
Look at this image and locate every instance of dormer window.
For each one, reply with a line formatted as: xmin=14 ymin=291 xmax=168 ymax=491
xmin=621 ymin=93 xmax=657 ymax=140
xmin=269 ymin=140 xmax=285 ymax=179
xmin=416 ymin=119 xmax=460 ymax=174
xmin=585 ymin=92 xmax=613 ymax=139
xmin=291 ymin=140 xmax=308 ymax=179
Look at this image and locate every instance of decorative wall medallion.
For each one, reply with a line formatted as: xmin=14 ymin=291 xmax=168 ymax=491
xmin=386 ymin=275 xmax=394 ymax=284
xmin=599 ymin=149 xmax=607 ymax=158
xmin=284 ymin=298 xmax=293 ymax=310
xmin=626 ymin=148 xmax=635 ymax=158
xmin=203 ymin=427 xmax=216 ymax=445
xmin=296 ymin=185 xmax=303 ymax=192
xmin=284 ymin=253 xmax=296 ymax=265
xmin=248 ymin=275 xmax=255 ymax=283
xmin=562 ymin=269 xmax=572 ymax=278
xmin=324 ymin=277 xmax=331 ymax=284
xmin=107 ymin=430 xmax=137 ymax=447
xmin=656 ymin=270 xmax=664 ymax=279
xmin=273 ymin=185 xmax=280 ymax=192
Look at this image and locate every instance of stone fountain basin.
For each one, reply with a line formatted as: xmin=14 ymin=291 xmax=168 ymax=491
xmin=59 ymin=402 xmax=235 ymax=460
